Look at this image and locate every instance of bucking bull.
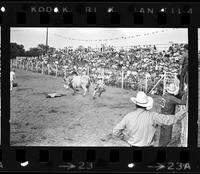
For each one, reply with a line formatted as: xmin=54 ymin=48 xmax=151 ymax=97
xmin=63 ymin=75 xmax=90 ymax=96
xmin=63 ymin=75 xmax=106 ymax=98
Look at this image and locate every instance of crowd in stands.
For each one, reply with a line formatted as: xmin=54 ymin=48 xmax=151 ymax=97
xmin=15 ymin=43 xmax=186 ymax=93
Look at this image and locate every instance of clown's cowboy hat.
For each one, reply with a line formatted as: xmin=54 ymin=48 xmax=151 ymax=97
xmin=166 ymin=83 xmax=179 ymax=95
xmin=130 ymin=91 xmax=153 ymax=110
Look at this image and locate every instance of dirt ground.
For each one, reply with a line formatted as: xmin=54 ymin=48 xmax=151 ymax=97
xmin=10 ymin=69 xmax=182 ymax=146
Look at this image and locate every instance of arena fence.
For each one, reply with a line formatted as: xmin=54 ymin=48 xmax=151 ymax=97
xmin=11 ymin=57 xmax=176 ymax=95
xmin=12 ymin=58 xmax=66 ymax=77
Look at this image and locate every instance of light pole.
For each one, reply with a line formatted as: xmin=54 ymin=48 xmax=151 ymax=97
xmin=46 ymin=27 xmax=49 ymax=56
xmin=46 ymin=27 xmax=48 ymax=47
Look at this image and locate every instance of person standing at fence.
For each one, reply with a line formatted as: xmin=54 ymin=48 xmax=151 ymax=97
xmin=112 ymin=91 xmax=187 ymax=147
xmin=159 ymin=83 xmax=186 ymax=147
xmin=10 ymin=69 xmax=16 ymax=91
xmin=178 ymin=44 xmax=188 ymax=96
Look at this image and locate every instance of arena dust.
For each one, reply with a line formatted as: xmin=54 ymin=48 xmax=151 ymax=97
xmin=10 ymin=69 xmax=182 ymax=146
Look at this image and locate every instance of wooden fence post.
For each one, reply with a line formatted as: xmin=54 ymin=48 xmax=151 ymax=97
xmin=27 ymin=61 xmax=29 ymax=71
xmin=15 ymin=59 xmax=17 ymax=68
xmin=36 ymin=63 xmax=38 ymax=72
xmin=56 ymin=64 xmax=58 ymax=77
xmin=47 ymin=64 xmax=50 ymax=75
xmin=35 ymin=62 xmax=36 ymax=72
xmin=41 ymin=62 xmax=44 ymax=74
xmin=145 ymin=74 xmax=148 ymax=93
xmin=121 ymin=67 xmax=124 ymax=89
xmin=163 ymin=71 xmax=166 ymax=95
xmin=31 ymin=62 xmax=33 ymax=71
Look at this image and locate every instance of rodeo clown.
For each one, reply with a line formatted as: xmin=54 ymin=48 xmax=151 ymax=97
xmin=93 ymin=74 xmax=106 ymax=99
xmin=159 ymin=82 xmax=186 ymax=147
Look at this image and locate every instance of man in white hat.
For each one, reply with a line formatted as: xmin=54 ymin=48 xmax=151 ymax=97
xmin=112 ymin=91 xmax=187 ymax=147
xmin=159 ymin=83 xmax=186 ymax=146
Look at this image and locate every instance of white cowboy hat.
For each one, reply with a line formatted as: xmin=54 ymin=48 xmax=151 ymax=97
xmin=130 ymin=91 xmax=153 ymax=110
xmin=166 ymin=83 xmax=179 ymax=95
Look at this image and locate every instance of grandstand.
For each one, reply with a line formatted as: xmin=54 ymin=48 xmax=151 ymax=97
xmin=12 ymin=43 xmax=185 ymax=95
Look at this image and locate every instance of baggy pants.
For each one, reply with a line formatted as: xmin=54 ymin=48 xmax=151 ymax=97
xmin=159 ymin=125 xmax=173 ymax=146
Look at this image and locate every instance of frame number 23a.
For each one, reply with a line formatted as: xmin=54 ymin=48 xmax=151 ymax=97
xmin=167 ymin=162 xmax=191 ymax=171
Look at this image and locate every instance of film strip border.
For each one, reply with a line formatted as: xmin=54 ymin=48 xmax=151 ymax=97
xmin=0 ymin=2 xmax=199 ymax=26
xmin=0 ymin=148 xmax=199 ymax=172
xmin=0 ymin=1 xmax=199 ymax=172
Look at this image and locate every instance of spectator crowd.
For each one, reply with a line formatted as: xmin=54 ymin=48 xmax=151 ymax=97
xmin=15 ymin=43 xmax=186 ymax=94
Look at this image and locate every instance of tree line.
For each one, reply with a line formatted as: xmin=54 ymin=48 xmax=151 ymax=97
xmin=10 ymin=43 xmax=56 ymax=59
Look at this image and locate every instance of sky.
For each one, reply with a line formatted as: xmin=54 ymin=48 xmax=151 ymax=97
xmin=10 ymin=28 xmax=188 ymax=51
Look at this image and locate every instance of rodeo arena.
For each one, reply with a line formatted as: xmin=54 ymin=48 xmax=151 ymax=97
xmin=10 ymin=28 xmax=189 ymax=147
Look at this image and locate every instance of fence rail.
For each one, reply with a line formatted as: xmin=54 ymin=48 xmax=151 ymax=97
xmin=11 ymin=58 xmax=176 ymax=93
xmin=13 ymin=59 xmax=66 ymax=77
